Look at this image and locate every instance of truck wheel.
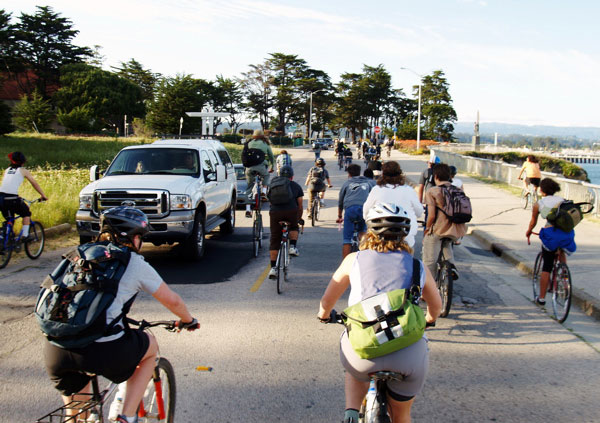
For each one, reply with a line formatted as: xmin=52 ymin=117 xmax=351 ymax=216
xmin=220 ymin=202 xmax=235 ymax=234
xmin=79 ymin=235 xmax=93 ymax=244
xmin=183 ymin=213 xmax=205 ymax=260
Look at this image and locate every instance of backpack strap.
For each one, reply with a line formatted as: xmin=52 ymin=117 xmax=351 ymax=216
xmin=410 ymin=258 xmax=422 ymax=305
xmin=104 ymin=293 xmax=138 ymax=336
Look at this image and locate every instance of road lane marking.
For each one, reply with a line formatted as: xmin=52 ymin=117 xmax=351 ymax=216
xmin=250 ymin=265 xmax=271 ymax=292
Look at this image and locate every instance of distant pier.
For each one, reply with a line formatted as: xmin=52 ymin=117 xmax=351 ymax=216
xmin=558 ymin=155 xmax=600 ymax=164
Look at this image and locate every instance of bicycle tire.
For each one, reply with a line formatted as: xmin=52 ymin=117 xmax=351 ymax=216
xmin=311 ymin=201 xmax=317 ymax=227
xmin=25 ymin=221 xmax=45 ymax=259
xmin=252 ymin=217 xmax=260 ymax=257
xmin=0 ymin=230 xmax=12 ymax=269
xmin=520 ymin=190 xmax=530 ymax=209
xmin=257 ymin=213 xmax=263 ymax=248
xmin=315 ymin=200 xmax=320 ymax=222
xmin=437 ymin=261 xmax=453 ymax=318
xmin=283 ymin=240 xmax=289 ymax=282
xmin=552 ymin=263 xmax=572 ymax=323
xmin=532 ymin=252 xmax=543 ymax=300
xmin=139 ymin=357 xmax=176 ymax=423
xmin=276 ymin=248 xmax=282 ymax=295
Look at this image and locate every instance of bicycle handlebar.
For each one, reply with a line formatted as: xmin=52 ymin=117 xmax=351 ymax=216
xmin=125 ymin=317 xmax=200 ymax=332
xmin=321 ymin=309 xmax=436 ymax=329
xmin=24 ymin=198 xmax=46 ymax=206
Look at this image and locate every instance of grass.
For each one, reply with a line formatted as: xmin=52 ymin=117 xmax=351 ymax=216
xmin=0 ymin=133 xmax=257 ymax=229
xmin=466 ymin=173 xmax=524 ymax=196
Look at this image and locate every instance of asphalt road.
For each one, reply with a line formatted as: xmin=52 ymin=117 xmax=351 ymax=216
xmin=1 ymin=146 xmax=599 ymax=423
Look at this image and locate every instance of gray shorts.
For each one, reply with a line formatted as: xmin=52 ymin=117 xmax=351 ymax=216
xmin=340 ymin=332 xmax=429 ymax=399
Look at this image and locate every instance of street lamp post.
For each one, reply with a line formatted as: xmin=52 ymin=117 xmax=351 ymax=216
xmin=308 ymin=89 xmax=326 ymax=141
xmin=400 ymin=67 xmax=423 ymax=151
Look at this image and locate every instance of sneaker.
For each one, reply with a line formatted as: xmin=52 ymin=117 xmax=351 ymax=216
xmin=115 ymin=416 xmax=137 ymax=423
xmin=245 ymin=210 xmax=252 ymax=218
xmin=268 ymin=267 xmax=278 ymax=279
xmin=535 ymin=297 xmax=546 ymax=306
xmin=289 ymin=246 xmax=299 ymax=256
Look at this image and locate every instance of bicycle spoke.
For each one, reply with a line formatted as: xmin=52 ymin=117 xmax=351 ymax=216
xmin=552 ymin=264 xmax=572 ymax=323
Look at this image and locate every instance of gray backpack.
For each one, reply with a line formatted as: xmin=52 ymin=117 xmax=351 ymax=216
xmin=269 ymin=176 xmax=294 ymax=205
xmin=438 ymin=185 xmax=472 ymax=224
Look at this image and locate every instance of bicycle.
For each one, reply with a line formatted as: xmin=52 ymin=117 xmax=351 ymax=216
xmin=274 ymin=221 xmax=291 ymax=294
xmin=35 ymin=318 xmax=200 ymax=423
xmin=250 ymin=173 xmax=264 ymax=257
xmin=310 ymin=192 xmax=321 ymax=227
xmin=350 ymin=220 xmax=362 ymax=253
xmin=434 ymin=237 xmax=454 ymax=318
xmin=338 ymin=153 xmax=344 ymax=170
xmin=518 ymin=179 xmax=539 ymax=210
xmin=530 ymin=234 xmax=572 ymax=323
xmin=0 ymin=198 xmax=45 ymax=269
xmin=343 ymin=156 xmax=352 ymax=172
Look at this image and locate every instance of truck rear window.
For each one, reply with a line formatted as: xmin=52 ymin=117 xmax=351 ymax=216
xmin=106 ymin=148 xmax=200 ymax=177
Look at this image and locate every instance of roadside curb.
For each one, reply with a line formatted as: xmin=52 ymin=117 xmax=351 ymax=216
xmin=44 ymin=223 xmax=72 ymax=238
xmin=469 ymin=227 xmax=600 ymax=322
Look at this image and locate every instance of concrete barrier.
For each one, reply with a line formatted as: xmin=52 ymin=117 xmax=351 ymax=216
xmin=432 ymin=149 xmax=600 ymax=217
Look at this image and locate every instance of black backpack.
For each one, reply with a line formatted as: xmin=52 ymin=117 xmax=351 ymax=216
xmin=269 ymin=176 xmax=294 ymax=205
xmin=35 ymin=242 xmax=132 ymax=348
xmin=242 ymin=141 xmax=266 ymax=167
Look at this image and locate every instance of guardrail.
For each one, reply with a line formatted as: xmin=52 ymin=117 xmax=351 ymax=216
xmin=431 ymin=148 xmax=600 ymax=218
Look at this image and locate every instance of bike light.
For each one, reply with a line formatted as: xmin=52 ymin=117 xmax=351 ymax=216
xmin=79 ymin=194 xmax=93 ymax=210
xmin=170 ymin=194 xmax=192 ymax=210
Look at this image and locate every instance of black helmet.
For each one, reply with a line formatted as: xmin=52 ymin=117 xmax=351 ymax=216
xmin=100 ymin=206 xmax=150 ymax=242
xmin=8 ymin=151 xmax=26 ymax=167
xmin=279 ymin=165 xmax=294 ymax=178
xmin=365 ymin=202 xmax=411 ymax=239
xmin=316 ymin=158 xmax=325 ymax=166
xmin=449 ymin=165 xmax=457 ymax=176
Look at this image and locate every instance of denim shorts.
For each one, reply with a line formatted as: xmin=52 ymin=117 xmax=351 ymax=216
xmin=343 ymin=205 xmax=366 ymax=244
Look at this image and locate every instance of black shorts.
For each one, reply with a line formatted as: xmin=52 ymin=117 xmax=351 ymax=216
xmin=525 ymin=177 xmax=540 ymax=187
xmin=44 ymin=329 xmax=150 ymax=396
xmin=0 ymin=195 xmax=30 ymax=219
xmin=541 ymin=248 xmax=556 ymax=273
xmin=269 ymin=209 xmax=299 ymax=250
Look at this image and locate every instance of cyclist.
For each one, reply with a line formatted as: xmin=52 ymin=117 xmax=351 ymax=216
xmin=335 ymin=139 xmax=347 ymax=157
xmin=305 ymin=158 xmax=332 ymax=218
xmin=361 ymin=139 xmax=369 ymax=158
xmin=422 ymin=164 xmax=466 ymax=280
xmin=363 ymin=161 xmax=423 ymax=248
xmin=525 ymin=178 xmax=576 ymax=306
xmin=0 ymin=152 xmax=48 ymax=239
xmin=267 ymin=165 xmax=303 ymax=278
xmin=312 ymin=140 xmax=322 ymax=160
xmin=375 ymin=143 xmax=382 ymax=160
xmin=367 ymin=158 xmax=383 ymax=179
xmin=342 ymin=145 xmax=353 ymax=170
xmin=318 ymin=202 xmax=441 ymax=423
xmin=244 ymin=130 xmax=274 ymax=217
xmin=418 ymin=155 xmax=441 ymax=203
xmin=43 ymin=206 xmax=199 ymax=423
xmin=449 ymin=165 xmax=464 ymax=191
xmin=275 ymin=149 xmax=293 ymax=175
xmin=337 ymin=164 xmax=376 ymax=258
xmin=386 ymin=137 xmax=395 ymax=156
xmin=517 ymin=155 xmax=542 ymax=196
xmin=363 ymin=168 xmax=374 ymax=180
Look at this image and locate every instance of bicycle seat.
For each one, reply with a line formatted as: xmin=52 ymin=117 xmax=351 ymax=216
xmin=369 ymin=371 xmax=407 ymax=382
xmin=278 ymin=220 xmax=291 ymax=226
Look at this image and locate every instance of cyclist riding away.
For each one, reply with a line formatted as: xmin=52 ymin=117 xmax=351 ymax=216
xmin=525 ymin=178 xmax=576 ymax=306
xmin=337 ymin=164 xmax=375 ymax=258
xmin=449 ymin=165 xmax=464 ymax=191
xmin=517 ymin=155 xmax=542 ymax=196
xmin=318 ymin=202 xmax=441 ymax=423
xmin=42 ymin=206 xmax=199 ymax=423
xmin=305 ymin=158 xmax=332 ymax=218
xmin=422 ymin=164 xmax=466 ymax=281
xmin=363 ymin=161 xmax=423 ymax=248
xmin=0 ymin=152 xmax=48 ymax=239
xmin=267 ymin=165 xmax=304 ymax=279
xmin=244 ymin=130 xmax=274 ymax=217
xmin=418 ymin=155 xmax=441 ymax=203
xmin=275 ymin=149 xmax=293 ymax=175
xmin=342 ymin=146 xmax=353 ymax=170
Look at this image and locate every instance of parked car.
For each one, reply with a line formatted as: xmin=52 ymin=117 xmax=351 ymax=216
xmin=234 ymin=164 xmax=251 ymax=209
xmin=76 ymin=138 xmax=237 ymax=260
xmin=318 ymin=138 xmax=334 ymax=148
xmin=312 ymin=140 xmax=325 ymax=150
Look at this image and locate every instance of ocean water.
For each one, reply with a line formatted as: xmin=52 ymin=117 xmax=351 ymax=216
xmin=581 ymin=164 xmax=600 ymax=185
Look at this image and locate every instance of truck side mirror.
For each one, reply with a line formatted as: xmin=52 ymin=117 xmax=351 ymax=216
xmin=216 ymin=165 xmax=226 ymax=182
xmin=90 ymin=165 xmax=100 ymax=182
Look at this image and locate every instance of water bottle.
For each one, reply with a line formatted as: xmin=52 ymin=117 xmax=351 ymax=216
xmin=86 ymin=409 xmax=100 ymax=422
xmin=108 ymin=382 xmax=127 ymax=421
xmin=364 ymin=380 xmax=378 ymax=423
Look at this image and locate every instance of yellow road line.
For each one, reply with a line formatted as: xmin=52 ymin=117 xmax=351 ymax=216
xmin=250 ymin=265 xmax=271 ymax=292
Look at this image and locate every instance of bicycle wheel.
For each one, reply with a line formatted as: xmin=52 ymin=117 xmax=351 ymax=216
xmin=252 ymin=216 xmax=260 ymax=257
xmin=532 ymin=252 xmax=543 ymax=300
xmin=437 ymin=261 xmax=453 ymax=318
xmin=311 ymin=201 xmax=317 ymax=227
xmin=276 ymin=247 xmax=283 ymax=295
xmin=315 ymin=200 xmax=320 ymax=222
xmin=25 ymin=221 xmax=45 ymax=259
xmin=520 ymin=190 xmax=530 ymax=209
xmin=139 ymin=357 xmax=176 ymax=423
xmin=283 ymin=240 xmax=289 ymax=282
xmin=257 ymin=213 xmax=263 ymax=248
xmin=552 ymin=264 xmax=572 ymax=323
xmin=0 ymin=229 xmax=12 ymax=269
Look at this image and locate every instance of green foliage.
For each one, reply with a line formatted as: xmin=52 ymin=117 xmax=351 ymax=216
xmin=131 ymin=117 xmax=154 ymax=138
xmin=112 ymin=58 xmax=160 ymax=102
xmin=57 ymin=105 xmax=93 ymax=132
xmin=463 ymin=151 xmax=589 ymax=181
xmin=217 ymin=134 xmax=243 ymax=144
xmin=54 ymin=63 xmax=145 ymax=131
xmin=12 ymin=91 xmax=54 ymax=132
xmin=0 ymin=102 xmax=14 ymax=134
xmin=419 ymin=70 xmax=457 ymax=141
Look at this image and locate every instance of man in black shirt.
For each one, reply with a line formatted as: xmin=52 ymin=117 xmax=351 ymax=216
xmin=267 ymin=165 xmax=304 ymax=279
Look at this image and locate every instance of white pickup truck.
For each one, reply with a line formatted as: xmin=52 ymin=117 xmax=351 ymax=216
xmin=76 ymin=138 xmax=237 ymax=260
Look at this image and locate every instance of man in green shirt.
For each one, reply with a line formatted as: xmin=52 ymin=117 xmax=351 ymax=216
xmin=245 ymin=129 xmax=275 ymax=217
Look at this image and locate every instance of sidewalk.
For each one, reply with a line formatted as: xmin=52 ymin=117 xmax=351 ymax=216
xmin=394 ymin=151 xmax=600 ymax=320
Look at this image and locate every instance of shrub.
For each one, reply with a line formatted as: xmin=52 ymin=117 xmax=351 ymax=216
xmin=0 ymin=102 xmax=14 ymax=135
xmin=57 ymin=105 xmax=94 ymax=132
xmin=12 ymin=92 xmax=54 ymax=132
xmin=132 ymin=117 xmax=154 ymax=138
xmin=217 ymin=134 xmax=243 ymax=144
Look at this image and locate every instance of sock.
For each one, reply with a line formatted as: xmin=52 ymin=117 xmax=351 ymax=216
xmin=246 ymin=205 xmax=251 ymax=212
xmin=118 ymin=416 xmax=137 ymax=423
xmin=344 ymin=408 xmax=360 ymax=423
xmin=22 ymin=225 xmax=29 ymax=236
xmin=290 ymin=240 xmax=297 ymax=247
xmin=270 ymin=260 xmax=276 ymax=267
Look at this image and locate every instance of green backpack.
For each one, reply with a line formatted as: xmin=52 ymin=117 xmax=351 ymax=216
xmin=341 ymin=259 xmax=426 ymax=359
xmin=546 ymin=201 xmax=593 ymax=233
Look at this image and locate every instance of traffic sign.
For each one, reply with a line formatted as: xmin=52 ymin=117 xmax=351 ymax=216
xmin=374 ymin=126 xmax=381 ymax=134
xmin=392 ymin=127 xmax=397 ymax=132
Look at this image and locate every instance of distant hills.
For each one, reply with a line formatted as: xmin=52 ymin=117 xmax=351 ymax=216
xmin=454 ymin=122 xmax=600 ymax=141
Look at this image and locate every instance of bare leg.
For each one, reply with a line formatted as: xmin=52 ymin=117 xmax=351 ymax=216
xmin=539 ymin=271 xmax=550 ymax=301
xmin=61 ymin=381 xmax=92 ymax=418
xmin=387 ymin=396 xmax=415 ymax=423
xmin=345 ymin=372 xmax=369 ymax=410
xmin=342 ymin=244 xmax=351 ymax=258
xmin=122 ymin=333 xmax=158 ymax=416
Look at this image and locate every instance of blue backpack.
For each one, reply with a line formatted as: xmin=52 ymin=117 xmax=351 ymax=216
xmin=35 ymin=242 xmax=132 ymax=348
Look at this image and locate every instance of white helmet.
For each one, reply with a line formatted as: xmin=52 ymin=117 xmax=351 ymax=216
xmin=365 ymin=202 xmax=411 ymax=239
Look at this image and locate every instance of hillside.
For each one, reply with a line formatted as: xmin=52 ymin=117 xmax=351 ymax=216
xmin=454 ymin=122 xmax=600 ymax=140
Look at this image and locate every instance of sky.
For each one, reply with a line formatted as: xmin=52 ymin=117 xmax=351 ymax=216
xmin=5 ymin=0 xmax=600 ymax=128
